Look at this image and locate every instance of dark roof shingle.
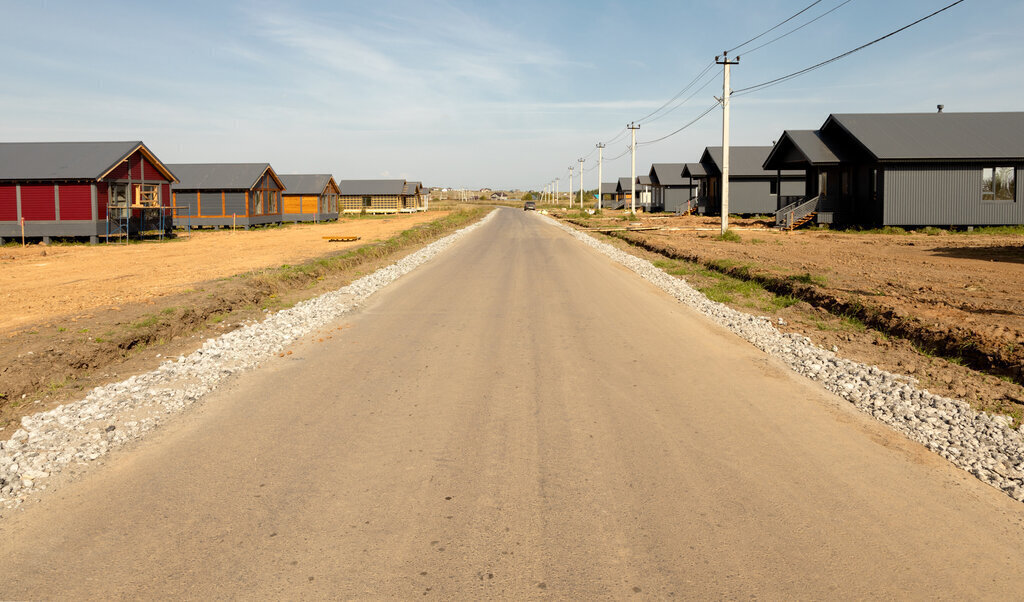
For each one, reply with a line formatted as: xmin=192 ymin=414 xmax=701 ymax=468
xmin=279 ymin=174 xmax=334 ymax=196
xmin=827 ymin=112 xmax=1024 ymax=161
xmin=169 ymin=163 xmax=275 ymax=190
xmin=0 ymin=141 xmax=174 ymax=182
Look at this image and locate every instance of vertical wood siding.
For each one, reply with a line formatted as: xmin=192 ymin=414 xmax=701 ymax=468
xmin=0 ymin=185 xmax=16 ymax=220
xmin=884 ymin=163 xmax=1024 ymax=226
xmin=58 ymin=184 xmax=92 ymax=220
xmin=20 ymin=185 xmax=56 ymax=220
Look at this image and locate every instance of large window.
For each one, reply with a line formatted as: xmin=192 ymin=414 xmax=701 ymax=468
xmin=134 ymin=184 xmax=159 ymax=207
xmin=982 ymin=167 xmax=1016 ymax=202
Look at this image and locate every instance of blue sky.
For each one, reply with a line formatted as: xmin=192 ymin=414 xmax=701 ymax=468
xmin=1 ymin=0 xmax=1020 ymax=189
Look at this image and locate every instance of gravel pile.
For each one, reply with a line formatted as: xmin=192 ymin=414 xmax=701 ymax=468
xmin=0 ymin=211 xmax=496 ymax=511
xmin=545 ymin=215 xmax=1024 ymax=503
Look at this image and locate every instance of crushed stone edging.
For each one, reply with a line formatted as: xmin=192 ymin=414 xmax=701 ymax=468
xmin=0 ymin=210 xmax=497 ymax=510
xmin=544 ymin=214 xmax=1024 ymax=503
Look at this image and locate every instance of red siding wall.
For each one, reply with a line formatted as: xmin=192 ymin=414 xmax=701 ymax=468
xmin=107 ymin=161 xmax=130 ymax=181
xmin=161 ymin=183 xmax=171 ymax=207
xmin=0 ymin=185 xmax=16 ymax=221
xmin=141 ymin=156 xmax=169 ymax=182
xmin=97 ymin=183 xmax=108 ymax=220
xmin=58 ymin=184 xmax=92 ymax=220
xmin=20 ymin=185 xmax=56 ymax=221
xmin=130 ymin=153 xmax=142 ymax=180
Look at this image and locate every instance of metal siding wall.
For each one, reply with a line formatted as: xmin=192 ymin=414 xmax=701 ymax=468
xmin=58 ymin=184 xmax=92 ymax=220
xmin=0 ymin=185 xmax=16 ymax=220
xmin=176 ymin=191 xmax=198 ymax=216
xmin=727 ymin=179 xmax=776 ymax=214
xmin=161 ymin=183 xmax=171 ymax=207
xmin=663 ymin=187 xmax=692 ymax=212
xmin=97 ymin=183 xmax=108 ymax=219
xmin=781 ymin=179 xmax=805 ymax=196
xmin=20 ymin=184 xmax=56 ymax=220
xmin=224 ymin=192 xmax=246 ymax=216
xmin=884 ymin=163 xmax=1024 ymax=226
xmin=199 ymin=191 xmax=221 ymax=216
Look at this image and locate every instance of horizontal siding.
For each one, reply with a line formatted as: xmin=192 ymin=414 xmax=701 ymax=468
xmin=97 ymin=184 xmax=108 ymax=219
xmin=107 ymin=161 xmax=130 ymax=181
xmin=885 ymin=163 xmax=1024 ymax=226
xmin=20 ymin=185 xmax=55 ymax=220
xmin=0 ymin=185 xmax=16 ymax=221
xmin=175 ymin=191 xmax=198 ymax=215
xmin=161 ymin=183 xmax=171 ymax=208
xmin=199 ymin=191 xmax=222 ymax=216
xmin=282 ymin=196 xmax=302 ymax=214
xmin=225 ymin=192 xmax=246 ymax=216
xmin=58 ymin=184 xmax=92 ymax=220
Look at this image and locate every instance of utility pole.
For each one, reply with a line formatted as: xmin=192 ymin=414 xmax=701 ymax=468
xmin=554 ymin=178 xmax=559 ymax=205
xmin=628 ymin=122 xmax=640 ymax=215
xmin=596 ymin=143 xmax=605 ymax=211
xmin=578 ymin=158 xmax=586 ymax=209
xmin=568 ymin=166 xmax=574 ymax=208
xmin=716 ymin=51 xmax=739 ymax=235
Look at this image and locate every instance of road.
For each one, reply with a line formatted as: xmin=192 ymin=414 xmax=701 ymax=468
xmin=3 ymin=208 xmax=1024 ymax=599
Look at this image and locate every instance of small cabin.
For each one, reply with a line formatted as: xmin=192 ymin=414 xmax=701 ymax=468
xmin=338 ymin=180 xmax=420 ymax=214
xmin=280 ymin=174 xmax=340 ymax=223
xmin=0 ymin=141 xmax=177 ymax=244
xmin=648 ymin=163 xmax=695 ymax=213
xmin=692 ymin=146 xmax=805 ymax=216
xmin=168 ymin=163 xmax=285 ymax=229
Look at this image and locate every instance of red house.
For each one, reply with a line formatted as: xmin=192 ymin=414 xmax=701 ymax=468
xmin=0 ymin=141 xmax=178 ymax=244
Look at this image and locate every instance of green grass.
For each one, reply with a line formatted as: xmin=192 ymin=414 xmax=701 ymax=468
xmin=788 ymin=272 xmax=828 ymax=286
xmin=959 ymin=225 xmax=1024 ymax=235
xmin=713 ymin=229 xmax=742 ymax=242
xmin=130 ymin=314 xmax=161 ymax=329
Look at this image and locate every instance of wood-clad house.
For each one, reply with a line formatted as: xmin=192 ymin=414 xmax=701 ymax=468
xmin=168 ymin=163 xmax=285 ymax=229
xmin=692 ymin=146 xmax=805 ymax=215
xmin=337 ymin=180 xmax=419 ymax=214
xmin=280 ymin=174 xmax=339 ymax=222
xmin=0 ymin=141 xmax=177 ymax=244
xmin=763 ymin=112 xmax=1024 ymax=227
xmin=648 ymin=163 xmax=695 ymax=213
xmin=405 ymin=181 xmax=427 ymax=212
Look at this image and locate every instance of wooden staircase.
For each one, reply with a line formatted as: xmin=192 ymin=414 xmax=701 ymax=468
xmin=786 ymin=211 xmax=817 ymax=230
xmin=775 ymin=195 xmax=821 ymax=231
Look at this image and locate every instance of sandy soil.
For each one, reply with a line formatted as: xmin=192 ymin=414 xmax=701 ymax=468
xmin=0 ymin=213 xmax=447 ymax=334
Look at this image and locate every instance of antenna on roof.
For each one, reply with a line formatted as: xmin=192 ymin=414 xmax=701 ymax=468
xmin=937 ymin=104 xmax=944 ymax=113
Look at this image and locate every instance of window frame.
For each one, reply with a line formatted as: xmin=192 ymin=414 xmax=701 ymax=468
xmin=982 ymin=166 xmax=1016 ymax=203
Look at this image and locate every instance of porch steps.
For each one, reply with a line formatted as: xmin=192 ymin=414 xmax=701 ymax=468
xmin=786 ymin=211 xmax=817 ymax=231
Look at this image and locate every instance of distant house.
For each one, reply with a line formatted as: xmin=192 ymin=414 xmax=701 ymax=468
xmin=764 ymin=112 xmax=1024 ymax=227
xmin=648 ymin=163 xmax=695 ymax=213
xmin=489 ymin=192 xmax=508 ymax=201
xmin=169 ymin=163 xmax=285 ymax=229
xmin=615 ymin=176 xmax=651 ymax=210
xmin=406 ymin=181 xmax=427 ymax=211
xmin=338 ymin=180 xmax=421 ymax=214
xmin=280 ymin=174 xmax=340 ymax=223
xmin=637 ymin=175 xmax=654 ymax=211
xmin=0 ymin=141 xmax=178 ymax=244
xmin=600 ymin=182 xmax=617 ymax=205
xmin=691 ymin=146 xmax=804 ymax=215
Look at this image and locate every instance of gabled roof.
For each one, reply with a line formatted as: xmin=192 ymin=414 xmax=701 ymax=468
xmin=0 ymin=141 xmax=177 ymax=182
xmin=279 ymin=174 xmax=337 ymax=196
xmin=649 ymin=163 xmax=687 ymax=186
xmin=762 ymin=130 xmax=857 ymax=170
xmin=405 ymin=181 xmax=422 ymax=194
xmin=637 ymin=175 xmax=653 ymax=187
xmin=682 ymin=163 xmax=707 ymax=178
xmin=169 ymin=163 xmax=283 ymax=190
xmin=824 ymin=112 xmax=1024 ymax=161
xmin=700 ymin=146 xmax=803 ymax=177
xmin=616 ymin=177 xmax=634 ymax=192
xmin=338 ymin=179 xmax=408 ymax=196
xmin=600 ymin=182 xmax=617 ymax=195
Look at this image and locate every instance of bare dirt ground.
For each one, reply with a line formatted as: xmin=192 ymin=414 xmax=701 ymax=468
xmin=0 ymin=209 xmax=486 ymax=431
xmin=561 ymin=211 xmax=1024 ymax=423
xmin=0 ymin=213 xmax=446 ymax=334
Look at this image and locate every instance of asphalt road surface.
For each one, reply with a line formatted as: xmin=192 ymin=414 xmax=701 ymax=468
xmin=3 ymin=208 xmax=1024 ymax=599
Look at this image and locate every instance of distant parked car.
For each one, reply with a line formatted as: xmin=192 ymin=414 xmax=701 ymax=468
xmin=523 ymin=201 xmax=536 ymax=211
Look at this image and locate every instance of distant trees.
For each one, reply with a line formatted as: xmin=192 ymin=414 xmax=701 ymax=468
xmin=522 ymin=192 xmax=535 ymax=201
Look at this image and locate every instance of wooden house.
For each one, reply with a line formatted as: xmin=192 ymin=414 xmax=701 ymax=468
xmin=406 ymin=181 xmax=427 ymax=211
xmin=0 ymin=141 xmax=177 ymax=244
xmin=692 ymin=146 xmax=804 ymax=216
xmin=337 ymin=180 xmax=420 ymax=214
xmin=648 ymin=163 xmax=695 ymax=213
xmin=280 ymin=174 xmax=340 ymax=223
xmin=764 ymin=112 xmax=1024 ymax=227
xmin=168 ymin=163 xmax=285 ymax=229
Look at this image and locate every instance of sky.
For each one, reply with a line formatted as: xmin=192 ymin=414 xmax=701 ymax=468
xmin=1 ymin=0 xmax=1021 ymax=189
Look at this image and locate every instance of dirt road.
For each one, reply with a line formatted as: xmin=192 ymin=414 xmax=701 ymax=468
xmin=2 ymin=209 xmax=1024 ymax=598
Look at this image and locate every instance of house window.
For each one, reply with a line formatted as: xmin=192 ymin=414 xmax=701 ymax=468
xmin=110 ymin=184 xmax=128 ymax=208
xmin=769 ymin=180 xmax=778 ymax=195
xmin=362 ymin=196 xmax=372 ymax=208
xmin=982 ymin=167 xmax=1015 ymax=202
xmin=134 ymin=184 xmax=159 ymax=207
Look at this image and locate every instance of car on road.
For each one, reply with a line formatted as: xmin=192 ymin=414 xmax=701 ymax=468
xmin=523 ymin=201 xmax=536 ymax=211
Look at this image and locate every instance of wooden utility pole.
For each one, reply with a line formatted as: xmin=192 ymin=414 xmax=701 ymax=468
xmin=716 ymin=51 xmax=739 ymax=235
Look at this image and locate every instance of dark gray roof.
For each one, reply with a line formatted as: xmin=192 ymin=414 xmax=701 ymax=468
xmin=279 ymin=174 xmax=335 ymax=196
xmin=762 ymin=130 xmax=856 ymax=170
xmin=405 ymin=181 xmax=422 ymax=194
xmin=637 ymin=175 xmax=653 ymax=187
xmin=616 ymin=177 xmax=635 ymax=192
xmin=649 ymin=163 xmax=687 ymax=186
xmin=169 ymin=163 xmax=277 ymax=190
xmin=600 ymin=182 xmax=617 ymax=195
xmin=338 ymin=180 xmax=407 ymax=196
xmin=701 ymin=146 xmax=803 ymax=177
xmin=826 ymin=112 xmax=1024 ymax=161
xmin=0 ymin=141 xmax=176 ymax=182
xmin=682 ymin=163 xmax=707 ymax=178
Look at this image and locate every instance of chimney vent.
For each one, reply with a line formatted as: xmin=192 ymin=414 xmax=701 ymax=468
xmin=937 ymin=104 xmax=944 ymax=113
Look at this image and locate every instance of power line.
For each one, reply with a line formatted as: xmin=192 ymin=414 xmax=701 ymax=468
xmin=636 ymin=61 xmax=716 ymax=124
xmin=727 ymin=0 xmax=825 ymax=54
xmin=742 ymin=0 xmax=857 ymax=56
xmin=734 ymin=0 xmax=967 ymax=97
xmin=638 ymin=102 xmax=720 ymax=147
xmin=641 ymin=67 xmax=722 ymax=125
